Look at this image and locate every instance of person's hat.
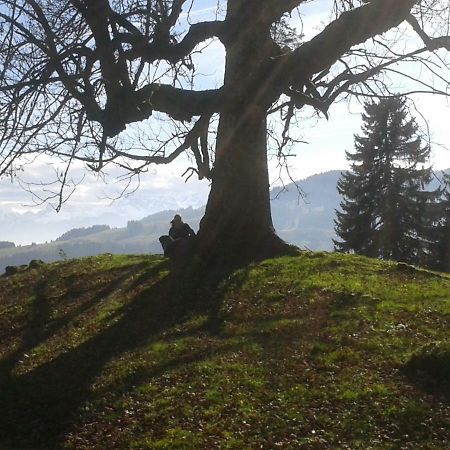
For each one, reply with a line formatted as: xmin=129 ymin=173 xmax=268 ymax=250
xmin=170 ymin=214 xmax=182 ymax=224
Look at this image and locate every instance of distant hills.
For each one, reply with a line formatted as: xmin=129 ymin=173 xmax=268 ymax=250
xmin=1 ymin=169 xmax=448 ymax=273
xmin=0 ymin=207 xmax=204 ymax=273
xmin=271 ymin=170 xmax=342 ymax=250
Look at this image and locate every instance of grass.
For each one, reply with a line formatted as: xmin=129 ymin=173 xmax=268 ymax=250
xmin=0 ymin=252 xmax=449 ymax=449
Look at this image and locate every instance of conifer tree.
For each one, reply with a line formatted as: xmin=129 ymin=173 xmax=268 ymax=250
xmin=334 ymin=97 xmax=438 ymax=265
xmin=428 ymin=174 xmax=450 ymax=271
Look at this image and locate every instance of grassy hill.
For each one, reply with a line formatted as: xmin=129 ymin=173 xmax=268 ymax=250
xmin=0 ymin=253 xmax=449 ymax=449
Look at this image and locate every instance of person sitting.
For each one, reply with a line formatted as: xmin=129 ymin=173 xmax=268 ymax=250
xmin=169 ymin=214 xmax=196 ymax=240
xmin=159 ymin=214 xmax=196 ymax=258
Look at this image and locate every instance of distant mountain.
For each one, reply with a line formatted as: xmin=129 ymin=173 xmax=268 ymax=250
xmin=1 ymin=169 xmax=448 ymax=273
xmin=0 ymin=173 xmax=209 ymax=245
xmin=272 ymin=170 xmax=343 ymax=250
xmin=0 ymin=205 xmax=128 ymax=245
xmin=55 ymin=225 xmax=111 ymax=242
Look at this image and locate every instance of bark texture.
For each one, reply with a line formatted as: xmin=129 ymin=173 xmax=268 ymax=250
xmin=197 ymin=112 xmax=292 ymax=263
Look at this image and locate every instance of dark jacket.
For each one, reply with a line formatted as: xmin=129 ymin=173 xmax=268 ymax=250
xmin=169 ymin=223 xmax=196 ymax=240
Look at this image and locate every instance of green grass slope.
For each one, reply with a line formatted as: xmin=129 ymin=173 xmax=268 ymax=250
xmin=0 ymin=253 xmax=449 ymax=449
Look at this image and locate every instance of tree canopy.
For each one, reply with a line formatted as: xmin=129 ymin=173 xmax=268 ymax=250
xmin=1 ymin=1 xmax=450 ymax=263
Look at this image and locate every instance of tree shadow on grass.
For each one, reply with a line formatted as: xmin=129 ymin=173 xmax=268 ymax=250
xmin=0 ymin=259 xmax=232 ymax=450
xmin=401 ymin=342 xmax=450 ymax=406
xmin=403 ymin=371 xmax=450 ymax=406
xmin=0 ymin=262 xmax=152 ymax=383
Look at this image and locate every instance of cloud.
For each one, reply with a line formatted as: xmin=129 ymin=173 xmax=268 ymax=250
xmin=0 ymin=156 xmax=209 ymax=213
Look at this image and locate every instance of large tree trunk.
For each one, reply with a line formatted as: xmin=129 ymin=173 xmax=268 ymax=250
xmin=196 ymin=8 xmax=295 ymax=265
xmin=197 ymin=109 xmax=292 ymax=263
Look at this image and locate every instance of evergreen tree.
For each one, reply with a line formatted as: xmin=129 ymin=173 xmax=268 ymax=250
xmin=428 ymin=174 xmax=450 ymax=272
xmin=334 ymin=97 xmax=439 ymax=265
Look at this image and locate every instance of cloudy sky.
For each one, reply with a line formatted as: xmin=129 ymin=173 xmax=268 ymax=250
xmin=1 ymin=0 xmax=449 ymax=245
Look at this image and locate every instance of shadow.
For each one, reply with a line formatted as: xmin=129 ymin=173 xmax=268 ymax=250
xmin=401 ymin=345 xmax=450 ymax=406
xmin=0 ymin=258 xmax=232 ymax=450
xmin=0 ymin=263 xmax=150 ymax=383
xmin=0 ymin=277 xmax=53 ymax=380
xmin=402 ymin=369 xmax=450 ymax=406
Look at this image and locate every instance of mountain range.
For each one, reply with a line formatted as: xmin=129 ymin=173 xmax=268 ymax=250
xmin=1 ymin=169 xmax=448 ymax=273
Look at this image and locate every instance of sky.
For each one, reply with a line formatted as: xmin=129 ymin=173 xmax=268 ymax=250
xmin=0 ymin=0 xmax=449 ymax=245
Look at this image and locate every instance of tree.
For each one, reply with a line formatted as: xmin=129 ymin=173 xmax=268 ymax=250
xmin=1 ymin=1 xmax=450 ymax=265
xmin=428 ymin=173 xmax=450 ymax=272
xmin=334 ymin=96 xmax=439 ymax=264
